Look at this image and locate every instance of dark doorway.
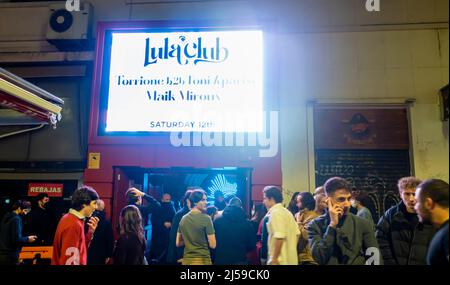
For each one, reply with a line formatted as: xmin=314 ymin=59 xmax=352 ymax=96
xmin=111 ymin=166 xmax=253 ymax=233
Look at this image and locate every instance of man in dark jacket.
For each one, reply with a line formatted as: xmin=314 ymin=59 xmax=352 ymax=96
xmin=308 ymin=177 xmax=380 ymax=265
xmin=214 ymin=191 xmax=226 ymax=211
xmin=0 ymin=200 xmax=37 ymax=265
xmin=23 ymin=193 xmax=55 ymax=245
xmin=376 ymin=177 xmax=435 ymax=265
xmin=213 ymin=197 xmax=256 ymax=265
xmin=166 ymin=189 xmax=193 ymax=264
xmin=414 ymin=179 xmax=449 ymax=265
xmin=125 ymin=188 xmax=161 ymax=225
xmin=150 ymin=193 xmax=176 ymax=263
xmin=87 ymin=200 xmax=114 ymax=265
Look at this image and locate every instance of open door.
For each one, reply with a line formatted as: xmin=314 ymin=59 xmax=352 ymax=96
xmin=112 ymin=167 xmax=130 ymax=238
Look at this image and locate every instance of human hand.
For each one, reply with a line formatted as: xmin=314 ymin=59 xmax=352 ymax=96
xmin=269 ymin=258 xmax=279 ymax=265
xmin=164 ymin=222 xmax=172 ymax=229
xmin=87 ymin=216 xmax=100 ymax=232
xmin=328 ymin=198 xmax=342 ymax=228
xmin=130 ymin=188 xmax=145 ymax=197
xmin=28 ymin=235 xmax=37 ymax=243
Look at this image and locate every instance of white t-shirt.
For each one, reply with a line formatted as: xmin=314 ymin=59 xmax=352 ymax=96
xmin=267 ymin=203 xmax=300 ymax=265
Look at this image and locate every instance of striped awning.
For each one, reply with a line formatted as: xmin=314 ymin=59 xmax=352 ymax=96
xmin=0 ymin=67 xmax=64 ymax=127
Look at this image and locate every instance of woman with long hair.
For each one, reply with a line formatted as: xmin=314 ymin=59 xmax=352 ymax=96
xmin=287 ymin=192 xmax=300 ymax=216
xmin=250 ymin=203 xmax=267 ymax=233
xmin=113 ymin=205 xmax=147 ymax=265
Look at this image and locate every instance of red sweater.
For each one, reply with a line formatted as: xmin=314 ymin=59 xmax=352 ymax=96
xmin=51 ymin=212 xmax=92 ymax=265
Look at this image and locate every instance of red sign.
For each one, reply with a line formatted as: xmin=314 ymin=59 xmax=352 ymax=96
xmin=28 ymin=183 xmax=63 ymax=197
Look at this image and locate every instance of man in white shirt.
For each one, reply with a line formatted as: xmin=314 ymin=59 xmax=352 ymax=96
xmin=263 ymin=186 xmax=300 ymax=265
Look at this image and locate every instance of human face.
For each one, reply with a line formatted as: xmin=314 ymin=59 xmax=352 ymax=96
xmin=162 ymin=194 xmax=171 ymax=203
xmin=414 ymin=187 xmax=432 ymax=223
xmin=296 ymin=195 xmax=303 ymax=210
xmin=135 ymin=196 xmax=142 ymax=206
xmin=196 ymin=195 xmax=207 ymax=212
xmin=83 ymin=200 xmax=98 ymax=217
xmin=401 ymin=188 xmax=416 ymax=213
xmin=315 ymin=194 xmax=328 ymax=212
xmin=263 ymin=193 xmax=275 ymax=209
xmin=328 ymin=189 xmax=352 ymax=216
xmin=40 ymin=197 xmax=50 ymax=207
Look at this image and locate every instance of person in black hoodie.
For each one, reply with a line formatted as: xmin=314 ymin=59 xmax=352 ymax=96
xmin=376 ymin=176 xmax=436 ymax=265
xmin=149 ymin=193 xmax=176 ymax=263
xmin=213 ymin=197 xmax=256 ymax=265
xmin=87 ymin=200 xmax=114 ymax=265
xmin=166 ymin=188 xmax=193 ymax=264
xmin=214 ymin=191 xmax=226 ymax=211
xmin=23 ymin=193 xmax=55 ymax=245
xmin=0 ymin=200 xmax=37 ymax=265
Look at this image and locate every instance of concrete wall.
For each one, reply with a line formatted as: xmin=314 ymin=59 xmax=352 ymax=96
xmin=278 ymin=28 xmax=449 ymax=197
xmin=0 ymin=0 xmax=448 ymax=202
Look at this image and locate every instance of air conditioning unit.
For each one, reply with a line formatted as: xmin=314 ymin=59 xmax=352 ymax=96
xmin=46 ymin=1 xmax=93 ymax=51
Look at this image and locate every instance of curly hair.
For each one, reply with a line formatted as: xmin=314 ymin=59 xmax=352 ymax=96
xmin=397 ymin=177 xmax=422 ymax=192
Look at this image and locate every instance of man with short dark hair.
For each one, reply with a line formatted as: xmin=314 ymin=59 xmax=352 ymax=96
xmin=52 ymin=186 xmax=100 ymax=265
xmin=263 ymin=186 xmax=299 ymax=265
xmin=176 ymin=189 xmax=216 ymax=265
xmin=414 ymin=179 xmax=449 ymax=265
xmin=308 ymin=177 xmax=379 ymax=265
xmin=214 ymin=197 xmax=256 ymax=264
xmin=24 ymin=193 xmax=54 ymax=245
xmin=87 ymin=200 xmax=114 ymax=265
xmin=214 ymin=191 xmax=226 ymax=211
xmin=150 ymin=193 xmax=176 ymax=263
xmin=376 ymin=176 xmax=435 ymax=265
xmin=0 ymin=200 xmax=37 ymax=265
xmin=125 ymin=187 xmax=161 ymax=223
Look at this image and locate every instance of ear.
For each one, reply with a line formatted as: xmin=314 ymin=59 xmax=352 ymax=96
xmin=424 ymin=197 xmax=434 ymax=210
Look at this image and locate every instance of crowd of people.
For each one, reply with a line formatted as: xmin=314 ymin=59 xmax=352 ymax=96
xmin=0 ymin=176 xmax=448 ymax=266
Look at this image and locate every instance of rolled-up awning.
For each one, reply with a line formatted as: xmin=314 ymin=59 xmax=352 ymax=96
xmin=0 ymin=67 xmax=64 ymax=127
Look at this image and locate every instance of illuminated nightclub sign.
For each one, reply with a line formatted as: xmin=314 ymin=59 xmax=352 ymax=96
xmin=104 ymin=30 xmax=264 ymax=133
xmin=144 ymin=36 xmax=229 ymax=66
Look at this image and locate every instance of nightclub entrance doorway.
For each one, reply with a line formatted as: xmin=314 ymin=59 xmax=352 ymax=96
xmin=111 ymin=166 xmax=253 ymax=233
